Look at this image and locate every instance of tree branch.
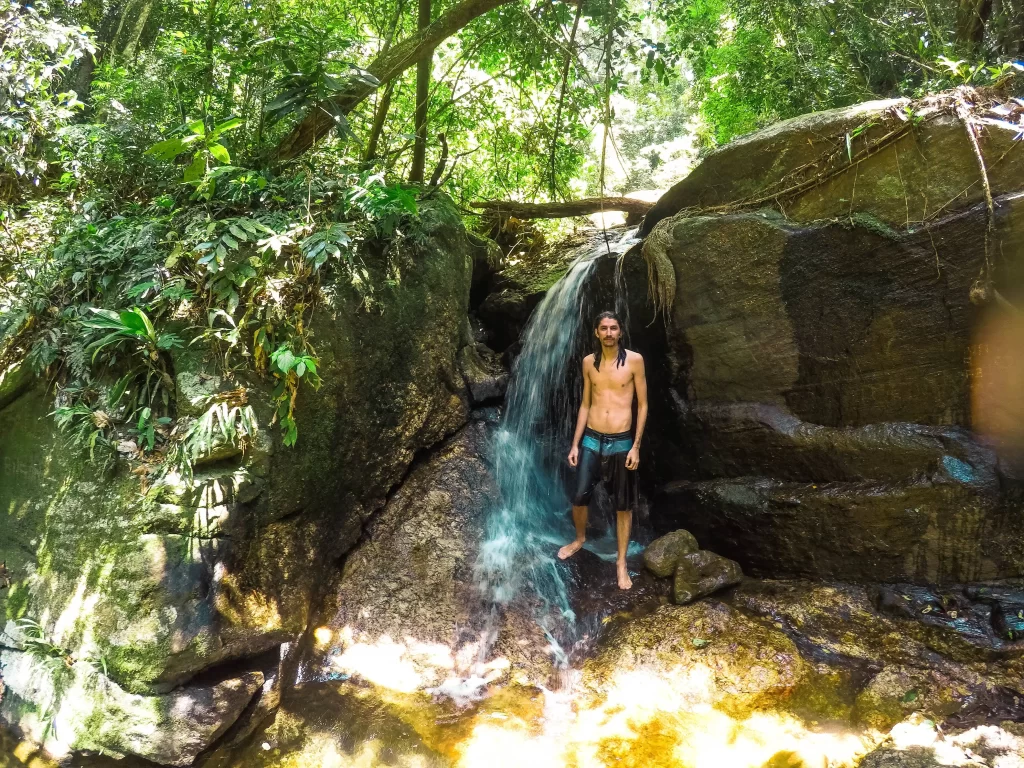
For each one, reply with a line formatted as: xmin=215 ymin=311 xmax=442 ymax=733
xmin=272 ymin=0 xmax=516 ymax=163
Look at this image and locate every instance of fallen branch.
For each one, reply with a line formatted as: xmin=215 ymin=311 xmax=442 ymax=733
xmin=470 ymin=196 xmax=654 ymax=221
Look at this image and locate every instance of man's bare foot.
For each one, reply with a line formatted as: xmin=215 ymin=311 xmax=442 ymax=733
xmin=617 ymin=560 xmax=632 ymax=590
xmin=557 ymin=539 xmax=585 ymax=560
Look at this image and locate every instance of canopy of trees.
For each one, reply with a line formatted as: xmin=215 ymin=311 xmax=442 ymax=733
xmin=0 ymin=0 xmax=1021 ymax=460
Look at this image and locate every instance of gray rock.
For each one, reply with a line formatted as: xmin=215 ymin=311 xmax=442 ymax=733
xmin=641 ymin=99 xmax=1024 ymax=235
xmin=672 ymin=549 xmax=742 ymax=604
xmin=457 ymin=342 xmax=509 ymax=404
xmin=642 ymin=529 xmax=699 ymax=577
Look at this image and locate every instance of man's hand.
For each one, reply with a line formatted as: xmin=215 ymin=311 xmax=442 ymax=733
xmin=625 ymin=446 xmax=640 ymax=470
xmin=568 ymin=445 xmax=579 ymax=467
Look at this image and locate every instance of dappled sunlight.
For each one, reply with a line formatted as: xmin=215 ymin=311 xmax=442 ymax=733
xmin=326 ymin=626 xmax=511 ymax=695
xmin=884 ymin=718 xmax=1024 ymax=767
xmin=445 ymin=664 xmax=876 ymax=768
xmin=267 ymin=735 xmax=435 ymax=768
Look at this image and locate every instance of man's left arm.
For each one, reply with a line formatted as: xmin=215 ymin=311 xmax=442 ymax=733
xmin=626 ymin=355 xmax=647 ymax=470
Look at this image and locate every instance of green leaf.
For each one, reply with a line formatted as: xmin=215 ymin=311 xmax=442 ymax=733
xmin=207 ymin=142 xmax=231 ymax=164
xmin=183 ymin=154 xmax=206 ymax=182
xmin=272 ymin=347 xmax=296 ymax=374
xmin=145 ymin=138 xmax=187 ymax=161
xmin=210 ymin=117 xmax=243 ymax=138
xmin=107 ymin=373 xmax=133 ymax=408
xmin=119 ymin=310 xmax=148 ymax=336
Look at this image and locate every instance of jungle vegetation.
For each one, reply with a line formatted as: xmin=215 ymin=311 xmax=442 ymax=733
xmin=1 ymin=0 xmax=1022 ymax=469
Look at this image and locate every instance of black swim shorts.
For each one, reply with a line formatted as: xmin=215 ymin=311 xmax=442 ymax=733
xmin=572 ymin=427 xmax=637 ymax=511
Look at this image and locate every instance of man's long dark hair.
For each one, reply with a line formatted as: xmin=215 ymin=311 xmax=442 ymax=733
xmin=592 ymin=311 xmax=627 ymax=370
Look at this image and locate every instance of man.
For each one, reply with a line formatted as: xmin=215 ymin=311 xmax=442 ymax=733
xmin=557 ymin=311 xmax=647 ymax=590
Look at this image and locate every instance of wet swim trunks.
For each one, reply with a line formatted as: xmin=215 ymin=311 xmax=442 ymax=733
xmin=572 ymin=427 xmax=637 ymax=511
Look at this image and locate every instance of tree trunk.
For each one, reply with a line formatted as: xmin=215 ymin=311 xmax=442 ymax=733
xmin=271 ymin=0 xmax=515 ymax=163
xmin=110 ymin=0 xmax=157 ymax=60
xmin=471 ymin=197 xmax=654 ymax=224
xmin=956 ymin=0 xmax=992 ymax=50
xmin=427 ymin=132 xmax=448 ymax=187
xmin=363 ymin=0 xmax=406 ymax=164
xmin=363 ymin=82 xmax=395 ymax=163
xmin=409 ymin=0 xmax=432 ymax=183
xmin=70 ymin=0 xmax=156 ymax=107
xmin=548 ymin=1 xmax=583 ymax=198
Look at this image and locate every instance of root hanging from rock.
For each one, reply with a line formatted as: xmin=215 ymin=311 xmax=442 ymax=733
xmin=641 ymin=218 xmax=678 ymax=320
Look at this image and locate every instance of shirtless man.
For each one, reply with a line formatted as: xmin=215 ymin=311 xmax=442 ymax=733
xmin=557 ymin=310 xmax=647 ymax=590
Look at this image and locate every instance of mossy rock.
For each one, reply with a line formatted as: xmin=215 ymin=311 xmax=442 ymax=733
xmin=642 ymin=529 xmax=699 ymax=578
xmin=0 ymin=197 xmax=477 ymax=761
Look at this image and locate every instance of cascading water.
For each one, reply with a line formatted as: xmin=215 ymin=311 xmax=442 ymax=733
xmin=474 ymin=227 xmax=640 ymax=671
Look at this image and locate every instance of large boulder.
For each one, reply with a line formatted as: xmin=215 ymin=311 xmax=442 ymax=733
xmin=640 ymin=93 xmax=1024 ymax=236
xmin=0 ymin=199 xmax=475 ymax=763
xmin=642 ymin=92 xmax=1024 ymax=583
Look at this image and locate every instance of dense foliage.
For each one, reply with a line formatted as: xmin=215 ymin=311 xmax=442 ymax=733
xmin=1 ymin=0 xmax=1021 ymax=470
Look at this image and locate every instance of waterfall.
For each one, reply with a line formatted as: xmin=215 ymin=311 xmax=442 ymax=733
xmin=474 ymin=228 xmax=639 ymax=667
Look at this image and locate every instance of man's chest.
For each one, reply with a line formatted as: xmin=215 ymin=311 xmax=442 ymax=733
xmin=591 ymin=366 xmax=633 ymax=394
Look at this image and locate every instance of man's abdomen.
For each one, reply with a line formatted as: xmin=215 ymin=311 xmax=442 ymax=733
xmin=587 ymin=393 xmax=634 ymax=433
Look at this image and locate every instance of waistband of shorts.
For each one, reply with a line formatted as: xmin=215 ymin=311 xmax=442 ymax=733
xmin=581 ymin=427 xmax=633 ymax=454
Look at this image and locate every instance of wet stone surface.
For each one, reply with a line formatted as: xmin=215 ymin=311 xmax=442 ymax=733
xmin=875 ymin=582 xmax=1024 ymax=654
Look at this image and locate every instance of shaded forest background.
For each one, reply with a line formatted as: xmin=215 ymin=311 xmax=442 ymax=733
xmin=1 ymin=0 xmax=1022 ymax=466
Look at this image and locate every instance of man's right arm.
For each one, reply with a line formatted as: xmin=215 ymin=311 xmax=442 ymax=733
xmin=569 ymin=357 xmax=591 ymax=466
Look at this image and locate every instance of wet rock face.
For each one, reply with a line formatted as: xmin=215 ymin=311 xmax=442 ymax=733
xmin=457 ymin=342 xmax=508 ymax=405
xmin=579 ymin=578 xmax=1024 ymax=767
xmin=583 ymin=600 xmax=812 ymax=716
xmin=311 ymin=420 xmax=556 ymax=690
xmin=640 ymin=96 xmax=1024 ymax=583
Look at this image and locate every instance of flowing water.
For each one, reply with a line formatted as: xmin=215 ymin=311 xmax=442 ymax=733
xmin=474 ymin=228 xmax=640 ymax=672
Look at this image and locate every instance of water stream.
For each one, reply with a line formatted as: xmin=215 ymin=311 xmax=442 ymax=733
xmin=473 ymin=227 xmax=640 ymax=674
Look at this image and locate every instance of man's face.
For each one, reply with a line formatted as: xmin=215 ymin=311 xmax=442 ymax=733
xmin=595 ymin=318 xmax=621 ymax=347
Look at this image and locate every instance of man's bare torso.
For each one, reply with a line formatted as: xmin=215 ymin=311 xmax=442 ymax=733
xmin=585 ymin=350 xmax=640 ymax=433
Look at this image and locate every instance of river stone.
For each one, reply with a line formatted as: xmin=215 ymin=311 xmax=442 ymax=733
xmin=672 ymin=550 xmax=743 ymax=605
xmin=660 ymin=475 xmax=1021 ymax=584
xmin=729 ymin=580 xmax=1024 ymax=691
xmin=642 ymin=529 xmax=699 ymax=577
xmin=858 ymin=719 xmax=1024 ymax=768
